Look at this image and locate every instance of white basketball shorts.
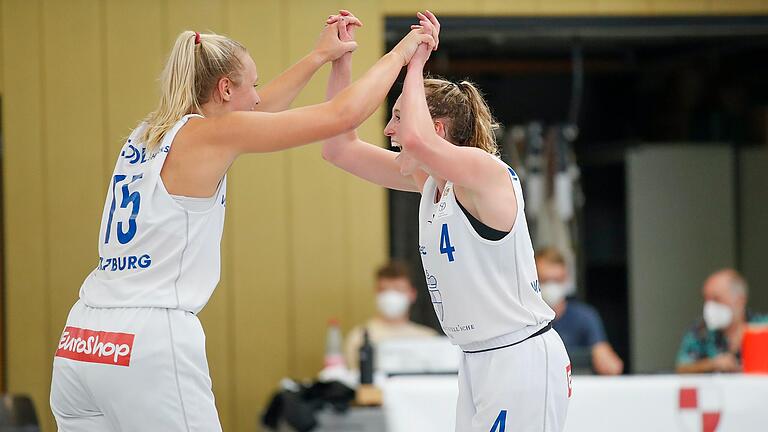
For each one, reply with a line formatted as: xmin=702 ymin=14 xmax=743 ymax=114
xmin=50 ymin=300 xmax=221 ymax=431
xmin=456 ymin=327 xmax=571 ymax=431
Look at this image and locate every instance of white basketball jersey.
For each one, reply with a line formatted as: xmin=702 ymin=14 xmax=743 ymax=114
xmin=418 ymin=159 xmax=554 ymax=346
xmin=79 ymin=115 xmax=226 ymax=314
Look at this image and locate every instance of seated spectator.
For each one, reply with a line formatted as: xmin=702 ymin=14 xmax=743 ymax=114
xmin=676 ymin=269 xmax=768 ymax=373
xmin=535 ymin=248 xmax=624 ymax=375
xmin=344 ymin=261 xmax=437 ymax=370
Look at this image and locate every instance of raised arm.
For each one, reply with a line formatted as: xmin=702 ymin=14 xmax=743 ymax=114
xmin=399 ymin=45 xmax=502 ymax=193
xmin=255 ymin=14 xmax=362 ymax=113
xmin=321 ymin=13 xmax=423 ymax=192
xmin=396 ymin=12 xmax=520 ymax=230
xmin=193 ymin=24 xmax=435 ymax=161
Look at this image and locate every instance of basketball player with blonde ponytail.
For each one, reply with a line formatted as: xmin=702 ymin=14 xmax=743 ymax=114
xmin=49 ymin=11 xmax=436 ymax=431
xmin=324 ymin=11 xmax=570 ymax=432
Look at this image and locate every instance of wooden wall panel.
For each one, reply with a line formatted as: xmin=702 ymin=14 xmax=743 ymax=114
xmin=2 ymin=0 xmax=50 ymax=429
xmin=708 ymin=0 xmax=768 ymax=14
xmin=227 ymin=0 xmax=293 ymax=428
xmin=41 ymin=0 xmax=106 ymax=365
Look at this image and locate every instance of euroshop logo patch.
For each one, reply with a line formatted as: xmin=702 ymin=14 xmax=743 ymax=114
xmin=55 ymin=326 xmax=135 ymax=367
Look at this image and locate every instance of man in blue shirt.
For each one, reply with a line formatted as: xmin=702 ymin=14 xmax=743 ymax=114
xmin=535 ymin=248 xmax=624 ymax=375
xmin=676 ymin=269 xmax=768 ymax=373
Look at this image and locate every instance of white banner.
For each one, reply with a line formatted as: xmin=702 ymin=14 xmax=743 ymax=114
xmin=382 ymin=374 xmax=768 ymax=432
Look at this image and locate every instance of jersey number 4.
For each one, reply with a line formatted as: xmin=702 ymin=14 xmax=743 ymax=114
xmin=490 ymin=410 xmax=507 ymax=432
xmin=440 ymin=223 xmax=456 ymax=262
xmin=105 ymin=174 xmax=143 ymax=245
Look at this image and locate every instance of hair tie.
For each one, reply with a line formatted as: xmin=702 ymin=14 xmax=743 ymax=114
xmin=194 ymin=32 xmax=201 ymax=45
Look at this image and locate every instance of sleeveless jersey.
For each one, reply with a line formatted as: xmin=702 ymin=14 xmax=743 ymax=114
xmin=418 ymin=159 xmax=554 ymax=346
xmin=79 ymin=115 xmax=226 ymax=314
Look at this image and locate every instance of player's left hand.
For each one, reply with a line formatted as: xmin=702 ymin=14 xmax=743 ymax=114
xmin=408 ymin=11 xmax=439 ymax=67
xmin=410 ymin=11 xmax=439 ymax=51
xmin=326 ymin=9 xmax=362 ymax=41
xmin=314 ymin=12 xmax=361 ymax=62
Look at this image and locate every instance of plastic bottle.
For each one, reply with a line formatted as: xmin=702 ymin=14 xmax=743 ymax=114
xmin=324 ymin=318 xmax=344 ymax=369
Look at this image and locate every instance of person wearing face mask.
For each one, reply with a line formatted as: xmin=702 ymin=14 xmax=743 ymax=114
xmin=343 ymin=261 xmax=438 ymax=370
xmin=535 ymin=248 xmax=624 ymax=375
xmin=676 ymin=269 xmax=768 ymax=374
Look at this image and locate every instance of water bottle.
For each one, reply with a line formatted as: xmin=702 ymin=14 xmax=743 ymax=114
xmin=324 ymin=318 xmax=344 ymax=369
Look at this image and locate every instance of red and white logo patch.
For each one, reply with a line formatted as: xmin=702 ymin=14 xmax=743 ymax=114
xmin=55 ymin=326 xmax=135 ymax=367
xmin=566 ymin=364 xmax=573 ymax=398
xmin=678 ymin=385 xmax=723 ymax=432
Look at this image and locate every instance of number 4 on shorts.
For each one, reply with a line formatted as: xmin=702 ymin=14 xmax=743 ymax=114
xmin=490 ymin=410 xmax=506 ymax=432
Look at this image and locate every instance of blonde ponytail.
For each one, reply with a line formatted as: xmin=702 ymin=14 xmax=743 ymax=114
xmin=423 ymin=77 xmax=499 ymax=155
xmin=139 ymin=31 xmax=246 ymax=152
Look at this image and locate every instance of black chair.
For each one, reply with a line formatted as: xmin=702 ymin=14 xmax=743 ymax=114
xmin=0 ymin=394 xmax=39 ymax=432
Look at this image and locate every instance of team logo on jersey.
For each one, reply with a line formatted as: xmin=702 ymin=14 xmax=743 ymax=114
xmin=566 ymin=364 xmax=573 ymax=398
xmin=434 ymin=185 xmax=454 ymax=219
xmin=508 ymin=167 xmax=519 ymax=181
xmin=120 ymin=140 xmax=149 ymax=165
xmin=677 ymin=383 xmax=724 ymax=432
xmin=425 ymin=270 xmax=444 ymax=322
xmin=55 ymin=326 xmax=135 ymax=367
xmin=531 ymin=280 xmax=541 ymax=294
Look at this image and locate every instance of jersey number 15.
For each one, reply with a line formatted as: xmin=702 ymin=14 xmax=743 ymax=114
xmin=104 ymin=174 xmax=143 ymax=245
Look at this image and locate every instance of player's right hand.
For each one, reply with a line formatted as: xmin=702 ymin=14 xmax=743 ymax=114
xmin=391 ymin=29 xmax=436 ymax=67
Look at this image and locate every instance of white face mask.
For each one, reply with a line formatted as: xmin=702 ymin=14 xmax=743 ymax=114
xmin=703 ymin=300 xmax=733 ymax=331
xmin=377 ymin=290 xmax=411 ymax=320
xmin=540 ymin=282 xmax=566 ymax=307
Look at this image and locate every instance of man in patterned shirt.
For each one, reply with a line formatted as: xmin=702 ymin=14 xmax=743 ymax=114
xmin=676 ymin=269 xmax=768 ymax=373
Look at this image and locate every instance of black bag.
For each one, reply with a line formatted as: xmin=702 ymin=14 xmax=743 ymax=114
xmin=261 ymin=381 xmax=355 ymax=431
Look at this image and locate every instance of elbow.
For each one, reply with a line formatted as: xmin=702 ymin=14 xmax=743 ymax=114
xmin=400 ymin=127 xmax=423 ymax=150
xmin=321 ymin=142 xmax=341 ymax=164
xmin=400 ymin=128 xmax=429 ymax=158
